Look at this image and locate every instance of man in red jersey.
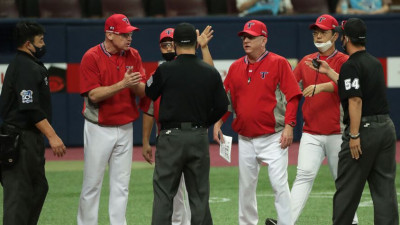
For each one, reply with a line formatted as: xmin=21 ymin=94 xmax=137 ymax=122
xmin=77 ymin=14 xmax=145 ymax=225
xmin=289 ymin=14 xmax=359 ymax=225
xmin=213 ymin=20 xmax=302 ymax=225
xmin=140 ymin=26 xmax=214 ymax=225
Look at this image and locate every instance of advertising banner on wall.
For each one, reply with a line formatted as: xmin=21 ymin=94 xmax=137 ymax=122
xmin=1 ymin=57 xmax=399 ymax=95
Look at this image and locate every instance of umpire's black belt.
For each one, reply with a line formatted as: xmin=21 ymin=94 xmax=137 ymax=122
xmin=2 ymin=123 xmax=40 ymax=134
xmin=161 ymin=122 xmax=206 ymax=130
xmin=361 ymin=114 xmax=389 ymax=123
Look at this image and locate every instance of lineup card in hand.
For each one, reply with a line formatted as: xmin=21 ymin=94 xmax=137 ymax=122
xmin=219 ymin=135 xmax=232 ymax=163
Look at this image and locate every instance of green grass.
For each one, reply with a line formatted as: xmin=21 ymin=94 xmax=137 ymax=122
xmin=1 ymin=161 xmax=400 ymax=225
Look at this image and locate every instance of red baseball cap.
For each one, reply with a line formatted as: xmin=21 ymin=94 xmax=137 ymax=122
xmin=238 ymin=20 xmax=268 ymax=37
xmin=105 ymin=14 xmax=139 ymax=34
xmin=309 ymin=14 xmax=338 ymax=30
xmin=159 ymin=28 xmax=174 ymax=42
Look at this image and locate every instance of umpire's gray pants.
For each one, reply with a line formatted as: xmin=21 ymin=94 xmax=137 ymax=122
xmin=152 ymin=127 xmax=213 ymax=225
xmin=2 ymin=130 xmax=48 ymax=225
xmin=333 ymin=115 xmax=398 ymax=225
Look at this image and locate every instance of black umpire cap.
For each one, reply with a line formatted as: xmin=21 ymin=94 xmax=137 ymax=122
xmin=173 ymin=22 xmax=197 ymax=44
xmin=334 ymin=18 xmax=367 ymax=40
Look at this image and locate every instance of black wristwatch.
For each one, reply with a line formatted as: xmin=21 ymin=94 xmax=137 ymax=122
xmin=349 ymin=132 xmax=360 ymax=139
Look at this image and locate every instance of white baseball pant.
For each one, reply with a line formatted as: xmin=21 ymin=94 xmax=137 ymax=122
xmin=172 ymin=174 xmax=191 ymax=225
xmin=291 ymin=133 xmax=358 ymax=224
xmin=77 ymin=120 xmax=133 ymax=225
xmin=238 ymin=131 xmax=292 ymax=225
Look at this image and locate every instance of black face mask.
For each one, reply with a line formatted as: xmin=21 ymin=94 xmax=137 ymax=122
xmin=162 ymin=52 xmax=176 ymax=61
xmin=30 ymin=44 xmax=47 ymax=59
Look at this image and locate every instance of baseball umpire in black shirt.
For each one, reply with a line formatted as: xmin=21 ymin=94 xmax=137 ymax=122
xmin=0 ymin=21 xmax=66 ymax=225
xmin=134 ymin=22 xmax=229 ymax=225
xmin=329 ymin=18 xmax=398 ymax=225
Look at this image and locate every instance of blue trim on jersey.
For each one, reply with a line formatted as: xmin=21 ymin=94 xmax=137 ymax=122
xmin=100 ymin=42 xmax=111 ymax=57
xmin=317 ymin=49 xmax=338 ymax=60
xmin=100 ymin=42 xmax=126 ymax=57
xmin=244 ymin=50 xmax=270 ymax=65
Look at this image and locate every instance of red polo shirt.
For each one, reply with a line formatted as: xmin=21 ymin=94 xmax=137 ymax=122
xmin=294 ymin=50 xmax=348 ymax=135
xmin=80 ymin=43 xmax=145 ymax=125
xmin=223 ymin=51 xmax=302 ymax=137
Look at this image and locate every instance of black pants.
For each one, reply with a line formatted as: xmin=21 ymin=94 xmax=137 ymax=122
xmin=333 ymin=115 xmax=399 ymax=225
xmin=151 ymin=127 xmax=213 ymax=225
xmin=1 ymin=129 xmax=48 ymax=225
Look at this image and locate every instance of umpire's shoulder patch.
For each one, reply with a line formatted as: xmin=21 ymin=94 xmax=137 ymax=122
xmin=146 ymin=76 xmax=153 ymax=87
xmin=20 ymin=90 xmax=33 ymax=103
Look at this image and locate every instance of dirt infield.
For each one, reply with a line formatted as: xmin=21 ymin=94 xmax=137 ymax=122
xmin=46 ymin=141 xmax=400 ymax=167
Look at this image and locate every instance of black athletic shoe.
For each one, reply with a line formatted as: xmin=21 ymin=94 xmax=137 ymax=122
xmin=265 ymin=218 xmax=277 ymax=225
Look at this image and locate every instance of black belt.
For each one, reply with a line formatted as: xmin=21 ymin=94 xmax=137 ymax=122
xmin=361 ymin=114 xmax=389 ymax=123
xmin=2 ymin=123 xmax=40 ymax=134
xmin=2 ymin=123 xmax=20 ymax=133
xmin=161 ymin=122 xmax=206 ymax=130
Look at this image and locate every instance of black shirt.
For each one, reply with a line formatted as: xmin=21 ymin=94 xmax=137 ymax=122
xmin=0 ymin=51 xmax=52 ymax=130
xmin=338 ymin=50 xmax=389 ymax=125
xmin=145 ymin=54 xmax=229 ymax=127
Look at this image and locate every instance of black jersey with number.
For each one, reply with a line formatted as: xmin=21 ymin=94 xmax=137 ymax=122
xmin=338 ymin=50 xmax=389 ymax=125
xmin=0 ymin=51 xmax=51 ymax=131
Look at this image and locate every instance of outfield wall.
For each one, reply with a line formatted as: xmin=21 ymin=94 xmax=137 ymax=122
xmin=1 ymin=14 xmax=399 ymax=145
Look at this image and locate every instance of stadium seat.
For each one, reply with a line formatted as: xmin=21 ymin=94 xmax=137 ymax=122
xmin=0 ymin=0 xmax=19 ymax=18
xmin=102 ymin=0 xmax=145 ymax=18
xmin=226 ymin=0 xmax=239 ymax=15
xmin=391 ymin=0 xmax=400 ymax=12
xmin=165 ymin=0 xmax=207 ymax=17
xmin=291 ymin=0 xmax=329 ymax=14
xmin=39 ymin=0 xmax=82 ymax=18
xmin=207 ymin=0 xmax=228 ymax=15
xmin=81 ymin=0 xmax=102 ymax=18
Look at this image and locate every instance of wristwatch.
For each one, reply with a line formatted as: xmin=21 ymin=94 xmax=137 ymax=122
xmin=349 ymin=132 xmax=360 ymax=139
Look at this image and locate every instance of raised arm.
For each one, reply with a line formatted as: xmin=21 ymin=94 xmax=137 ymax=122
xmin=197 ymin=25 xmax=214 ymax=66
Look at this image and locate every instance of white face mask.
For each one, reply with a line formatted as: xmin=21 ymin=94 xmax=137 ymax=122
xmin=314 ymin=40 xmax=333 ymax=53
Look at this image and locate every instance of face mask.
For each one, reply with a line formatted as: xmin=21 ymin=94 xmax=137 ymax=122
xmin=162 ymin=52 xmax=176 ymax=61
xmin=314 ymin=40 xmax=333 ymax=53
xmin=29 ymin=44 xmax=47 ymax=59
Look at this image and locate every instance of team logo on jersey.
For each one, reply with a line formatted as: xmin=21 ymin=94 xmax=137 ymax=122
xmin=260 ymin=71 xmax=269 ymax=79
xmin=146 ymin=76 xmax=153 ymax=87
xmin=44 ymin=77 xmax=48 ymax=86
xmin=20 ymin=90 xmax=33 ymax=103
xmin=126 ymin=66 xmax=134 ymax=70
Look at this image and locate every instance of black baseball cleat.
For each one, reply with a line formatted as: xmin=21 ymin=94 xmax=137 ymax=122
xmin=265 ymin=218 xmax=277 ymax=225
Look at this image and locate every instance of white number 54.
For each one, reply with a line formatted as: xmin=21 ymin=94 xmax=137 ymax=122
xmin=344 ymin=78 xmax=360 ymax=90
